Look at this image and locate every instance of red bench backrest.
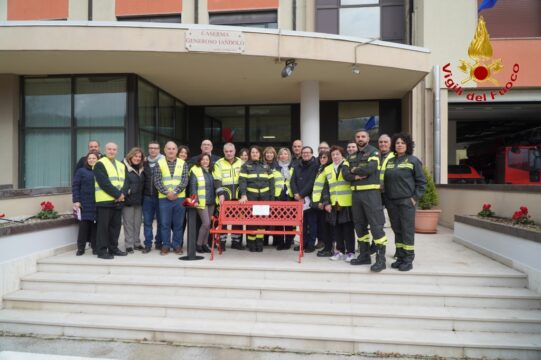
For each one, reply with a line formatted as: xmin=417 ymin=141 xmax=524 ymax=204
xmin=218 ymin=200 xmax=303 ymax=227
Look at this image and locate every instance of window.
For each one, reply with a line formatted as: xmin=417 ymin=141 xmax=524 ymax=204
xmin=137 ymin=79 xmax=185 ymax=150
xmin=316 ymin=0 xmax=406 ymax=43
xmin=249 ymin=106 xmax=291 ymax=143
xmin=479 ymin=0 xmax=541 ymax=38
xmin=209 ymin=11 xmax=278 ymax=29
xmin=117 ymin=15 xmax=181 ymax=23
xmin=338 ymin=101 xmax=379 ymax=141
xmin=22 ymin=76 xmax=127 ymax=188
xmin=205 ymin=107 xmax=246 ymax=144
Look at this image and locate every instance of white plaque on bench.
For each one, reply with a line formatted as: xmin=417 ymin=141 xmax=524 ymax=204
xmin=252 ymin=205 xmax=270 ymax=216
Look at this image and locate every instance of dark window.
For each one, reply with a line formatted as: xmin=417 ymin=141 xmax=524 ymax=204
xmin=117 ymin=14 xmax=182 ymax=23
xmin=209 ymin=11 xmax=278 ymax=28
xmin=338 ymin=101 xmax=379 ymax=141
xmin=315 ymin=0 xmax=406 ymax=44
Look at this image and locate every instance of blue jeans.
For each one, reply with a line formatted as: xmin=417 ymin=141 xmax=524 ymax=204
xmin=159 ymin=197 xmax=186 ymax=249
xmin=303 ymin=208 xmax=318 ymax=248
xmin=143 ymin=195 xmax=161 ymax=248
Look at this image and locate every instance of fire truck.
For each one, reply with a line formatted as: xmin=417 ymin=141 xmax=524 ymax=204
xmin=450 ymin=144 xmax=541 ymax=185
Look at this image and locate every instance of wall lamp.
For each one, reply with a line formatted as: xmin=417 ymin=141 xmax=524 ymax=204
xmin=281 ymin=59 xmax=297 ymax=78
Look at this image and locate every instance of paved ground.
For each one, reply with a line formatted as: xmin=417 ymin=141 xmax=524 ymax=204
xmin=0 ymin=336 xmax=437 ymax=360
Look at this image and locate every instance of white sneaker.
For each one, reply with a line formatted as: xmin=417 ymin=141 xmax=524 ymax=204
xmin=344 ymin=253 xmax=355 ymax=262
xmin=330 ymin=251 xmax=344 ymax=261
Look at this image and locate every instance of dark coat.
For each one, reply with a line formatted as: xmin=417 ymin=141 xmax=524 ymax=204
xmin=72 ymin=166 xmax=96 ymax=221
xmin=93 ymin=159 xmax=129 ymax=208
xmin=291 ymin=157 xmax=319 ymax=198
xmin=124 ymin=159 xmax=145 ymax=207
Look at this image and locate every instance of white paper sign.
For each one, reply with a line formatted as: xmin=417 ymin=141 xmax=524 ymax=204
xmin=185 ymin=30 xmax=245 ymax=53
xmin=252 ymin=205 xmax=270 ymax=216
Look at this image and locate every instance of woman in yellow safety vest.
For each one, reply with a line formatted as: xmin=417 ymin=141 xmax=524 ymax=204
xmin=313 ymin=146 xmax=355 ymax=262
xmin=274 ymin=147 xmax=295 ymax=250
xmin=313 ymin=150 xmax=333 ymax=257
xmin=188 ymin=153 xmax=215 ymax=253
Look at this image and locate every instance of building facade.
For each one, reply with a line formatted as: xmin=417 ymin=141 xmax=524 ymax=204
xmin=0 ymin=0 xmax=539 ymax=222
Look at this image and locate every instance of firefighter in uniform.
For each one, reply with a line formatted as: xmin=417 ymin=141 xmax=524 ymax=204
xmin=213 ymin=142 xmax=244 ymax=250
xmin=94 ymin=142 xmax=128 ymax=259
xmin=343 ymin=129 xmax=388 ymax=272
xmin=239 ymin=145 xmax=275 ymax=252
xmin=383 ymin=133 xmax=426 ymax=271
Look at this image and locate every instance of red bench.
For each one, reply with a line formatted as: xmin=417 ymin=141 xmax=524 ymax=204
xmin=210 ymin=200 xmax=305 ymax=263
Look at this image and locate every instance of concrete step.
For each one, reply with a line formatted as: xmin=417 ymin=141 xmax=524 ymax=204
xmin=4 ymin=290 xmax=541 ymax=334
xmin=37 ymin=257 xmax=528 ymax=288
xmin=0 ymin=309 xmax=539 ymax=359
xmin=20 ymin=272 xmax=541 ymax=309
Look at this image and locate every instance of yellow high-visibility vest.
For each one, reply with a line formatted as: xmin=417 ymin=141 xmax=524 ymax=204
xmin=379 ymin=152 xmax=396 ymax=184
xmin=95 ymin=157 xmax=125 ymax=203
xmin=157 ymin=157 xmax=186 ymax=199
xmin=273 ymin=167 xmax=293 ymax=198
xmin=213 ymin=157 xmax=242 ymax=186
xmin=190 ymin=166 xmax=207 ymax=210
xmin=313 ymin=161 xmax=352 ymax=206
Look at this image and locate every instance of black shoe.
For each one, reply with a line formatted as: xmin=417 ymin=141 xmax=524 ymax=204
xmin=202 ymin=244 xmax=211 ymax=253
xmin=399 ymin=263 xmax=413 ymax=272
xmin=98 ymin=253 xmax=114 ymax=260
xmin=111 ymin=249 xmax=127 ymax=256
xmin=135 ymin=245 xmax=145 ymax=251
xmin=304 ymin=246 xmax=316 ymax=253
xmin=370 ymin=245 xmax=386 ymax=272
xmin=92 ymin=249 xmax=97 ymax=255
xmin=317 ymin=250 xmax=333 ymax=257
xmin=391 ymin=260 xmax=403 ymax=269
xmin=247 ymin=241 xmax=256 ymax=252
xmin=283 ymin=244 xmax=292 ymax=250
xmin=293 ymin=245 xmax=301 ymax=251
xmin=76 ymin=250 xmax=84 ymax=256
xmin=231 ymin=242 xmax=245 ymax=250
xmin=126 ymin=248 xmax=134 ymax=254
xmin=142 ymin=247 xmax=151 ymax=254
xmin=220 ymin=241 xmax=226 ymax=252
xmin=350 ymin=255 xmax=371 ymax=265
xmin=196 ymin=245 xmax=204 ymax=253
xmin=276 ymin=243 xmax=285 ymax=251
xmin=155 ymin=244 xmax=162 ymax=250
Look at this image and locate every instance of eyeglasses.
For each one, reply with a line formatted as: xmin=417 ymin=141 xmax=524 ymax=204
xmin=148 ymin=147 xmax=160 ymax=150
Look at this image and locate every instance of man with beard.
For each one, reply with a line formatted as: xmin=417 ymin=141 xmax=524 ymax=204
xmin=342 ymin=129 xmax=388 ymax=272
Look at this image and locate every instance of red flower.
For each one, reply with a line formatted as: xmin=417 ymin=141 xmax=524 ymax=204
xmin=40 ymin=201 xmax=54 ymax=212
xmin=520 ymin=206 xmax=528 ymax=215
xmin=482 ymin=203 xmax=491 ymax=210
xmin=512 ymin=211 xmax=522 ymax=221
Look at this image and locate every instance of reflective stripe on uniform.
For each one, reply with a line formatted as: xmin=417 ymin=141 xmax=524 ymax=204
xmin=402 ymin=244 xmax=415 ymax=251
xmin=373 ymin=236 xmax=388 ymax=246
xmin=247 ymin=187 xmax=269 ymax=193
xmin=357 ymin=234 xmax=371 ymax=243
xmin=351 ymin=184 xmax=381 ymax=191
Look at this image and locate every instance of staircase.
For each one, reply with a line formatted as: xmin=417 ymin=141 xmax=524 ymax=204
xmin=1 ymin=249 xmax=540 ymax=359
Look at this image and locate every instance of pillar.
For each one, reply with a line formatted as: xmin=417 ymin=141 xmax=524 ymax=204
xmin=300 ymin=80 xmax=319 ymax=153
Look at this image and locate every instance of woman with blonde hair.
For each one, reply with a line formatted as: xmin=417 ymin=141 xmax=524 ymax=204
xmin=122 ymin=147 xmax=146 ymax=253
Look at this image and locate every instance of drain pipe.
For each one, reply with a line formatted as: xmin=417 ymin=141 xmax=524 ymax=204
xmin=433 ymin=65 xmax=441 ymax=184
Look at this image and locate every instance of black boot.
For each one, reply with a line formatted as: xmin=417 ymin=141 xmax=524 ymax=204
xmin=350 ymin=242 xmax=371 ymax=265
xmin=370 ymin=245 xmax=386 ymax=272
xmin=369 ymin=242 xmax=377 ymax=255
xmin=231 ymin=240 xmax=245 ymax=250
xmin=220 ymin=241 xmax=226 ymax=252
xmin=398 ymin=250 xmax=414 ymax=271
xmin=391 ymin=247 xmax=405 ymax=269
xmin=256 ymin=238 xmax=263 ymax=252
xmin=247 ymin=241 xmax=256 ymax=252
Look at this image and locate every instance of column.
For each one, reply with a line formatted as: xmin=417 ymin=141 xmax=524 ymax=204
xmin=92 ymin=0 xmax=115 ymax=21
xmin=68 ymin=0 xmax=88 ymax=20
xmin=300 ymin=80 xmax=319 ymax=153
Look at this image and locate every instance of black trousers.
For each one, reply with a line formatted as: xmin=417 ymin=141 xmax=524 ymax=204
xmin=351 ymin=190 xmax=387 ymax=249
xmin=316 ymin=210 xmax=333 ymax=251
xmin=386 ymin=197 xmax=416 ymax=263
xmin=77 ymin=220 xmax=97 ymax=251
xmin=96 ymin=206 xmax=122 ymax=255
xmin=333 ymin=221 xmax=355 ymax=254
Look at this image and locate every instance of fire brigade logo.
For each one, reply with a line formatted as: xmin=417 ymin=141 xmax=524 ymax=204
xmin=458 ymin=16 xmax=503 ymax=86
xmin=442 ymin=4 xmax=520 ymax=102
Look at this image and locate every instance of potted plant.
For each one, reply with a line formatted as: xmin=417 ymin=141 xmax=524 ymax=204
xmin=415 ymin=167 xmax=442 ymax=234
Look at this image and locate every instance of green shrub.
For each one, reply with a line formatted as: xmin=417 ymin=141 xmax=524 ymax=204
xmin=418 ymin=167 xmax=439 ymax=210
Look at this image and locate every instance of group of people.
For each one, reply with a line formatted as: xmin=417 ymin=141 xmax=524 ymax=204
xmin=72 ymin=129 xmax=426 ymax=272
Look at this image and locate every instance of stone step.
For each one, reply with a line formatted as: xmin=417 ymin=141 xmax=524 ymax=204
xmin=37 ymin=257 xmax=528 ymax=288
xmin=4 ymin=290 xmax=541 ymax=334
xmin=20 ymin=272 xmax=541 ymax=309
xmin=0 ymin=309 xmax=539 ymax=359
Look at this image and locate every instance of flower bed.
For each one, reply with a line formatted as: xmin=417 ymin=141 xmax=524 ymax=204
xmin=455 ymin=214 xmax=541 ymax=244
xmin=0 ymin=214 xmax=76 ymax=237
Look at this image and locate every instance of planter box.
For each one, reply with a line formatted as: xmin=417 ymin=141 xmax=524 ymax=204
xmin=0 ymin=215 xmax=76 ymax=237
xmin=454 ymin=215 xmax=541 ymax=293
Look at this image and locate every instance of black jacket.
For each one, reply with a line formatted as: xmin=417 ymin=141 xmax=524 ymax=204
xmin=124 ymin=159 xmax=145 ymax=207
xmin=342 ymin=144 xmax=380 ymax=188
xmin=291 ymin=157 xmax=319 ymax=198
xmin=75 ymin=153 xmax=103 ymax=174
xmin=383 ymin=154 xmax=427 ymax=201
xmin=239 ymin=160 xmax=275 ymax=199
xmin=143 ymin=157 xmax=163 ymax=197
xmin=93 ymin=159 xmax=129 ymax=208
